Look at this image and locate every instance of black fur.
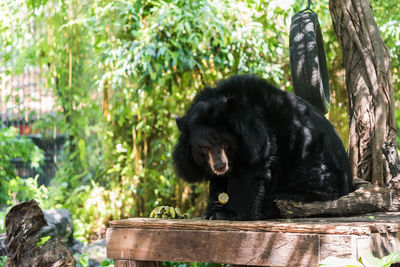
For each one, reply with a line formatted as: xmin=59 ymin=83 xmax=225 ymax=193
xmin=173 ymin=74 xmax=352 ymax=220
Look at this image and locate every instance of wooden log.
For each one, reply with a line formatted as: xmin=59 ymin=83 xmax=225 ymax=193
xmin=276 ymin=178 xmax=400 ymax=218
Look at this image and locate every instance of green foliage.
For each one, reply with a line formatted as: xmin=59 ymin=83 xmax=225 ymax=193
xmin=319 ymin=251 xmax=400 ymax=267
xmin=7 ymin=176 xmax=49 ymax=207
xmin=0 ymin=209 xmax=6 ymax=234
xmin=0 ymin=256 xmax=6 ymax=267
xmin=74 ymin=253 xmax=90 ymax=267
xmin=0 ymin=127 xmax=44 ymax=204
xmin=372 ymin=0 xmax=400 ymax=146
xmin=0 ymin=175 xmax=48 ymax=233
xmin=101 ymin=259 xmax=114 ymax=267
xmin=36 ymin=235 xmax=51 ymax=247
xmin=364 ymin=252 xmax=400 ymax=267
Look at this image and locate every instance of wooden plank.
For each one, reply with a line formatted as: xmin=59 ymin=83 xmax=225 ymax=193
xmin=373 ymin=232 xmax=400 ymax=257
xmin=107 ymin=213 xmax=400 ymax=266
xmin=108 ymin=214 xmax=400 ymax=236
xmin=357 ymin=237 xmax=376 ymax=266
xmin=319 ymin=235 xmax=356 ymax=261
xmin=357 ymin=232 xmax=400 ymax=259
xmin=115 ymin=260 xmax=132 ymax=267
xmin=106 ymin=228 xmax=319 ymax=266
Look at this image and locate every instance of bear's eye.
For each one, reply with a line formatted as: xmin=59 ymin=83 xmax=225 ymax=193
xmin=221 ymin=142 xmax=229 ymax=149
xmin=201 ymin=147 xmax=209 ymax=154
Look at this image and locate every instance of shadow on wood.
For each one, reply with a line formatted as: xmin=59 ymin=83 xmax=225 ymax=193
xmin=106 ymin=213 xmax=400 ymax=266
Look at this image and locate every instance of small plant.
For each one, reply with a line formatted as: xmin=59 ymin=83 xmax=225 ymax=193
xmin=74 ymin=253 xmax=89 ymax=267
xmin=364 ymin=252 xmax=400 ymax=267
xmin=101 ymin=259 xmax=114 ymax=266
xmin=36 ymin=236 xmax=51 ymax=247
xmin=319 ymin=251 xmax=400 ymax=267
xmin=0 ymin=256 xmax=6 ymax=267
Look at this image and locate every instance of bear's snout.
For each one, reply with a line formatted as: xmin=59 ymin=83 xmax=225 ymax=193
xmin=208 ymin=147 xmax=229 ymax=175
xmin=213 ymin=162 xmax=227 ymax=172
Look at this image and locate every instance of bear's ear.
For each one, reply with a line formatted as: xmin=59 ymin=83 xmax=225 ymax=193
xmin=221 ymin=97 xmax=236 ymax=115
xmin=175 ymin=116 xmax=188 ymax=134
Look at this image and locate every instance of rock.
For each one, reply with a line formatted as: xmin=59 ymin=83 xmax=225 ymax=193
xmin=5 ymin=200 xmax=75 ymax=267
xmin=39 ymin=208 xmax=83 ymax=254
xmin=83 ymin=239 xmax=107 ymax=267
xmin=70 ymin=238 xmax=84 ymax=254
xmin=40 ymin=209 xmax=74 ymax=245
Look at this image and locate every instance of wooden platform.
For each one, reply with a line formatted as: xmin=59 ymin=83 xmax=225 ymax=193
xmin=106 ymin=212 xmax=400 ymax=266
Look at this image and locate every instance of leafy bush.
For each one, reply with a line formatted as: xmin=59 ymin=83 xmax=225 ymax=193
xmin=7 ymin=176 xmax=49 ymax=207
xmin=0 ymin=209 xmax=6 ymax=234
xmin=74 ymin=253 xmax=90 ymax=267
xmin=0 ymin=127 xmax=44 ymax=204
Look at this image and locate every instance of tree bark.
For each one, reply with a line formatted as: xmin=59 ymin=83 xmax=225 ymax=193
xmin=329 ymin=0 xmax=397 ymax=186
xmin=276 ymin=179 xmax=400 ymax=218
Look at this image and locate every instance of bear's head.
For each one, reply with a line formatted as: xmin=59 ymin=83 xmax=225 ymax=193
xmin=175 ymin=98 xmax=238 ymax=176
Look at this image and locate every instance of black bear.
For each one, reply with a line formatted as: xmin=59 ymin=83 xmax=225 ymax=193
xmin=173 ymin=74 xmax=352 ymax=220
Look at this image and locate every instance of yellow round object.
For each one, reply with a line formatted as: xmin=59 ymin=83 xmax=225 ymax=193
xmin=218 ymin=192 xmax=229 ymax=205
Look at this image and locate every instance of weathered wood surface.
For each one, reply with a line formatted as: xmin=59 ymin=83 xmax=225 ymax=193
xmin=107 ymin=212 xmax=400 ymax=266
xmin=109 ymin=212 xmax=400 ymax=235
xmin=108 ymin=228 xmax=320 ymax=266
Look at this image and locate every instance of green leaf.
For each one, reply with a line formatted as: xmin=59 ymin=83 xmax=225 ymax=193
xmin=101 ymin=259 xmax=114 ymax=266
xmin=319 ymin=256 xmax=364 ymax=267
xmin=379 ymin=252 xmax=400 ymax=267
xmin=78 ymin=139 xmax=86 ymax=164
xmin=37 ymin=236 xmax=51 ymax=247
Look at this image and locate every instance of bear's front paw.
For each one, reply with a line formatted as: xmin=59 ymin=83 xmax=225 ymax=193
xmin=202 ymin=212 xmax=224 ymax=220
xmin=201 ymin=209 xmax=216 ymax=220
xmin=202 ymin=207 xmax=240 ymax=220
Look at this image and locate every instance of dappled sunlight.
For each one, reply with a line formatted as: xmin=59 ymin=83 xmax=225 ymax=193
xmin=107 ymin=213 xmax=400 ymax=265
xmin=86 ymin=186 xmax=107 ymax=212
xmin=107 ymin=219 xmax=323 ymax=265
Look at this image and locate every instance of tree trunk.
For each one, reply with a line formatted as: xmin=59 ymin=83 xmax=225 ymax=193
xmin=329 ymin=0 xmax=397 ymax=186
